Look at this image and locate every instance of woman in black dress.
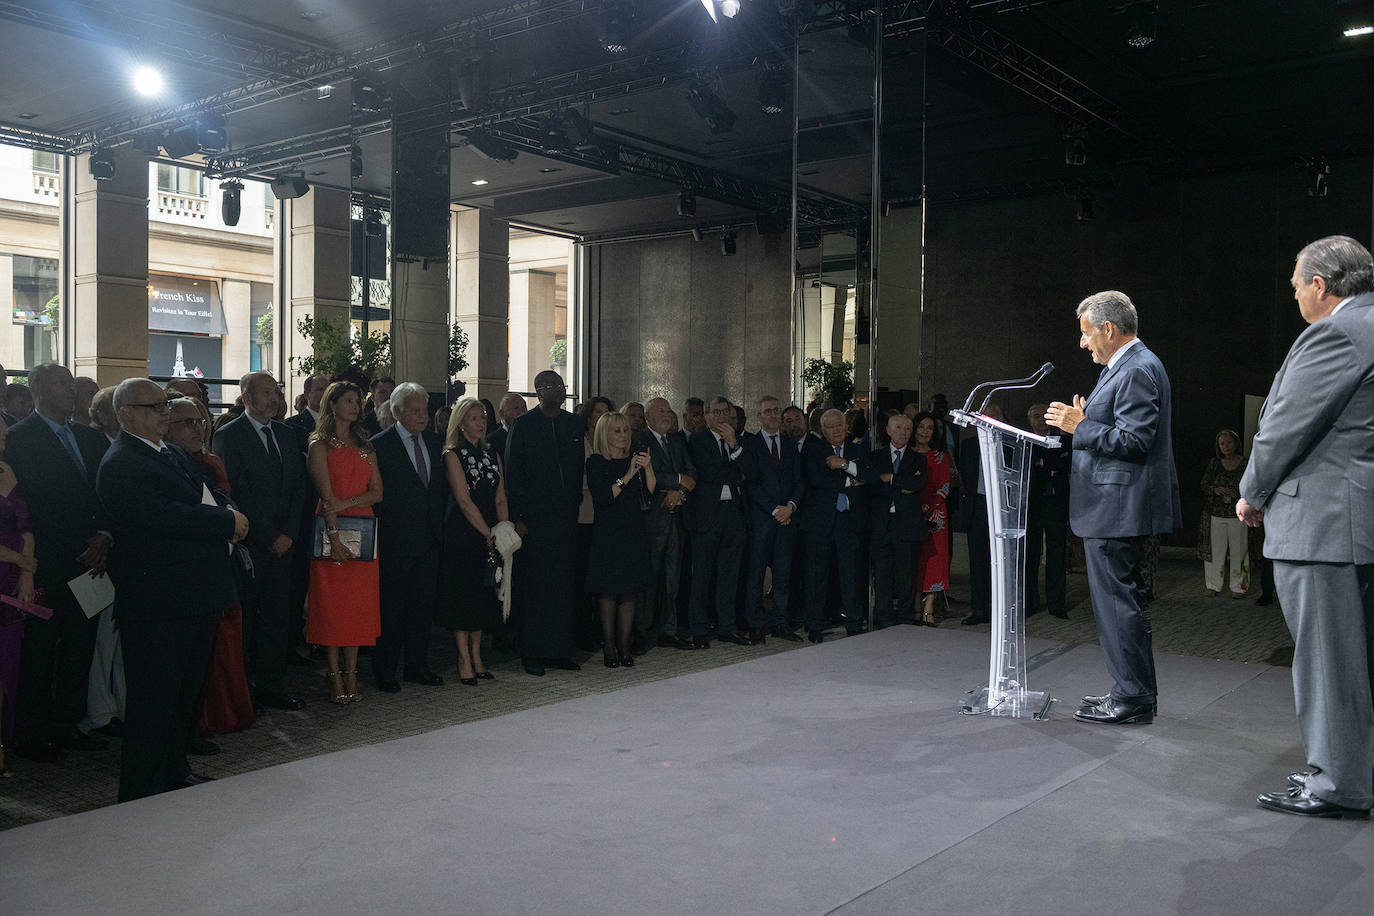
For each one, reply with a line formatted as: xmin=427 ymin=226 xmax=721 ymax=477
xmin=585 ymin=412 xmax=655 ymax=668
xmin=439 ymin=397 xmax=508 ymax=685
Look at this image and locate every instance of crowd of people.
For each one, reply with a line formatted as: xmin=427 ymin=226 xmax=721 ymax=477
xmin=0 ymin=354 xmax=1080 ymax=794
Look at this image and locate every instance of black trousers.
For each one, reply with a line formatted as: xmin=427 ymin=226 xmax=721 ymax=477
xmin=118 ymin=612 xmax=217 ymax=802
xmin=806 ymin=512 xmax=864 ymax=634
xmin=287 ymin=515 xmax=313 ymax=652
xmin=518 ymin=516 xmax=576 ymax=659
xmin=689 ymin=504 xmax=746 ymax=638
xmin=1025 ymin=497 xmax=1069 ymax=614
xmin=16 ymin=585 xmax=98 ymax=743
xmin=1084 ymin=535 xmax=1157 ymax=704
xmin=746 ymin=511 xmax=795 ymax=631
xmin=637 ymin=505 xmax=684 ymax=639
xmin=871 ymin=529 xmax=918 ymax=627
xmin=967 ymin=498 xmax=991 ymax=617
xmin=374 ymin=549 xmax=439 ymax=680
xmin=242 ymin=545 xmax=291 ymax=696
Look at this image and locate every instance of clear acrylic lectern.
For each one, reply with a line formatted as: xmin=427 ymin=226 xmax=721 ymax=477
xmin=951 ymin=367 xmax=1060 ymax=719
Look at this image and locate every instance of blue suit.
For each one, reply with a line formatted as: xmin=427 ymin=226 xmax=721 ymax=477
xmin=744 ymin=430 xmax=803 ymax=632
xmin=1070 ymin=340 xmax=1181 ymax=705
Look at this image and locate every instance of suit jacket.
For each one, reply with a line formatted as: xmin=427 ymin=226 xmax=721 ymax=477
xmin=743 ymin=430 xmax=803 ymax=518
xmin=284 ymin=410 xmax=316 ymax=436
xmin=488 ymin=424 xmax=511 ymax=465
xmin=212 ymin=413 xmax=306 ymax=553
xmin=955 ymin=434 xmax=984 ymax=532
xmin=1240 ymin=293 xmax=1374 ymax=563
xmin=632 ymin=428 xmax=697 ymax=506
xmin=1068 ymin=341 xmax=1182 ymax=539
xmin=4 ymin=413 xmax=110 ymax=590
xmin=96 ymin=433 xmax=237 ymax=620
xmin=685 ymin=429 xmax=757 ymax=532
xmin=801 ymin=437 xmax=869 ymax=535
xmin=371 ymin=425 xmax=445 ymax=558
xmin=865 ymin=445 xmax=928 ymax=543
xmin=504 ymin=408 xmax=584 ymax=523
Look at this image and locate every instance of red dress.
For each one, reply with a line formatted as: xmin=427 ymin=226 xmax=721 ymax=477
xmin=915 ymin=448 xmax=951 ymax=593
xmin=307 ymin=446 xmax=381 ymax=647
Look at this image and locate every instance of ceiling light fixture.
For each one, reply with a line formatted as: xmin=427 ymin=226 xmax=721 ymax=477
xmin=688 ymin=82 xmax=737 ymax=134
xmin=1344 ymin=25 xmax=1374 ymax=37
xmin=758 ymin=66 xmax=786 ymax=115
xmin=465 ymin=130 xmax=518 ymax=162
xmin=131 ymin=66 xmax=165 ymax=98
xmin=471 ymin=178 xmax=489 ymax=186
xmin=598 ymin=4 xmax=633 ymax=54
xmin=89 ymin=148 xmax=117 ymax=181
xmin=1125 ymin=1 xmax=1157 ymax=49
xmin=221 ymin=180 xmax=242 ymax=226
xmin=720 ymin=0 xmax=741 ymax=18
xmin=317 ymin=84 xmax=334 ymax=100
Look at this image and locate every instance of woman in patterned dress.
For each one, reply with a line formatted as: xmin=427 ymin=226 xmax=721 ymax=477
xmin=912 ymin=412 xmax=951 ymax=626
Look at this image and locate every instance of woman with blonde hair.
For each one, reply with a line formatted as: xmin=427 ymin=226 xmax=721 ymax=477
xmin=438 ymin=397 xmax=507 ymax=684
xmin=584 ymin=411 xmax=655 ymax=667
xmin=307 ymin=381 xmax=383 ymax=704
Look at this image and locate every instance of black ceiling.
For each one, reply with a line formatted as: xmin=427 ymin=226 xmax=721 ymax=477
xmin=3 ymin=0 xmax=1373 ymax=239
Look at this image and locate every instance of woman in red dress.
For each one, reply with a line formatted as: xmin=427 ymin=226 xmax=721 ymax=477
xmin=912 ymin=412 xmax=951 ymax=626
xmin=307 ymin=382 xmax=382 ymax=705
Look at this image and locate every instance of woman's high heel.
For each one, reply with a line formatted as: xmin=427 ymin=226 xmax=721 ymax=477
xmin=603 ymin=652 xmax=620 ymax=669
xmin=343 ymin=668 xmax=363 ymax=703
xmin=619 ymin=653 xmax=635 ymax=668
xmin=327 ymin=670 xmax=348 ymax=705
xmin=474 ymin=671 xmax=495 ymax=680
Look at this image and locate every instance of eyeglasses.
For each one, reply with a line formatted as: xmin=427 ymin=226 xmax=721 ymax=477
xmin=171 ymin=417 xmax=205 ymax=427
xmin=536 ymin=383 xmax=566 ymax=393
xmin=127 ymin=401 xmax=172 ymax=413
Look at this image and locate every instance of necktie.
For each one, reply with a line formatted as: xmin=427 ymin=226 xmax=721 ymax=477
xmin=159 ymin=445 xmax=192 ymax=484
xmin=261 ymin=424 xmax=281 ymax=463
xmin=835 ymin=446 xmax=849 ymax=512
xmin=56 ymin=423 xmax=85 ymax=473
xmin=720 ymin=437 xmax=736 ymax=501
xmin=770 ymin=434 xmax=780 ymax=465
xmin=892 ymin=449 xmax=901 ymax=474
xmin=412 ymin=433 xmax=429 ymax=487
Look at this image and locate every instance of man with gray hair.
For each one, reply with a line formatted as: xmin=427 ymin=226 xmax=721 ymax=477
xmin=1239 ymin=235 xmax=1374 ymax=819
xmin=89 ymin=386 xmax=120 ymax=441
xmin=489 ymin=391 xmax=527 ymax=460
xmin=1046 ymin=290 xmax=1180 ymax=726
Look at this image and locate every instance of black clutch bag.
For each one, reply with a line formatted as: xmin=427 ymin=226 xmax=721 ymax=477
xmin=312 ymin=516 xmax=378 ymax=561
xmin=483 ymin=544 xmax=503 ymax=591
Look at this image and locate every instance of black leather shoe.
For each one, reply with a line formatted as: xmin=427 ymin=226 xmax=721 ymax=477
xmin=256 ymin=692 xmax=305 ymax=711
xmin=717 ymin=632 xmax=751 ymax=646
xmin=1256 ymin=593 xmax=1275 ymax=606
xmin=403 ymin=670 xmax=444 ymax=686
xmin=60 ymin=729 xmax=108 ymax=751
xmin=545 ymin=657 xmax=581 ymax=671
xmin=657 ymin=634 xmax=688 ymax=649
xmin=1258 ymin=787 xmax=1369 ymax=819
xmin=747 ymin=630 xmax=767 ymax=645
xmin=1288 ymin=770 xmax=1317 ymax=789
xmin=771 ymin=625 xmax=802 ymax=642
xmin=1080 ymin=694 xmax=1158 ymax=716
xmin=93 ymin=717 xmax=124 ymax=738
xmin=375 ymin=678 xmax=402 ymax=694
xmin=474 ymin=671 xmax=495 ymax=680
xmin=14 ymin=740 xmax=64 ymax=763
xmin=523 ymin=659 xmax=546 ymax=676
xmin=1073 ymin=698 xmax=1154 ymax=725
xmin=807 ymin=630 xmax=825 ymax=644
xmin=182 ymin=771 xmax=216 ymax=786
xmin=961 ymin=615 xmax=989 ymax=626
xmin=692 ymin=636 xmax=711 ymax=649
xmin=187 ymin=736 xmax=221 ymax=756
xmin=459 ymin=677 xmax=479 ymax=686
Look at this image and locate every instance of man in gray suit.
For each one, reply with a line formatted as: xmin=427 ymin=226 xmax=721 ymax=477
xmin=1047 ymin=291 xmax=1180 ymax=726
xmin=1239 ymin=235 xmax=1374 ymax=820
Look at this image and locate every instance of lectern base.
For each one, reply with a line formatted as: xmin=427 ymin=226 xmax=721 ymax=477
xmin=958 ymin=686 xmax=1053 ymax=719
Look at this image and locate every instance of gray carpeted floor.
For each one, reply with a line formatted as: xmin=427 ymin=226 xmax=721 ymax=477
xmin=1 ymin=627 xmax=1368 ymax=915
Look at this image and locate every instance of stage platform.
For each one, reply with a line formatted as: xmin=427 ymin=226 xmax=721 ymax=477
xmin=1 ymin=627 xmax=1369 ymax=914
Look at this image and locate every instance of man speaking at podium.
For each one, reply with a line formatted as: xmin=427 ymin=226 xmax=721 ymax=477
xmin=1046 ymin=291 xmax=1180 ymax=726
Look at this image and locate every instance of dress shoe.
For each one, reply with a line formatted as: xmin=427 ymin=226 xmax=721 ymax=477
xmin=807 ymin=630 xmax=825 ymax=644
xmin=14 ymin=739 xmax=64 ymax=763
xmin=403 ymin=670 xmax=444 ymax=686
xmin=717 ymin=632 xmax=751 ymax=646
xmin=1073 ymin=698 xmax=1154 ymax=725
xmin=93 ymin=717 xmax=124 ymax=738
xmin=692 ymin=636 xmax=711 ymax=649
xmin=1206 ymin=589 xmax=1220 ymax=597
xmin=459 ymin=676 xmax=480 ymax=686
xmin=960 ymin=615 xmax=989 ymax=626
xmin=1288 ymin=769 xmax=1318 ymax=789
xmin=60 ymin=729 xmax=108 ymax=751
xmin=748 ymin=630 xmax=767 ymax=645
xmin=182 ymin=771 xmax=216 ymax=786
xmin=375 ymin=677 xmax=402 ymax=694
xmin=619 ymin=654 xmax=636 ymax=668
xmin=545 ymin=657 xmax=581 ymax=671
xmin=256 ymin=692 xmax=305 ymax=711
xmin=186 ymin=736 xmax=221 ymax=756
xmin=603 ymin=653 xmax=620 ymax=669
xmin=1257 ymin=787 xmax=1369 ymax=819
xmin=771 ymin=625 xmax=802 ymax=642
xmin=523 ymin=659 xmax=546 ymax=676
xmin=1080 ymin=694 xmax=1158 ymax=716
xmin=474 ymin=671 xmax=495 ymax=680
xmin=659 ymin=634 xmax=696 ymax=650
xmin=1256 ymin=593 xmax=1275 ymax=606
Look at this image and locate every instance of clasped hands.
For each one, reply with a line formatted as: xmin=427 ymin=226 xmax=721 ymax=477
xmin=1044 ymin=396 xmax=1086 ymax=435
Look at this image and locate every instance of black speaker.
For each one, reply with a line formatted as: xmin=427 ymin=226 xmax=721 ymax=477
xmin=391 ymin=112 xmax=449 ymax=261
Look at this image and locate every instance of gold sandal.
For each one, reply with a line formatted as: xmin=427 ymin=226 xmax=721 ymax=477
xmin=327 ymin=670 xmax=348 ymax=705
xmin=344 ymin=668 xmax=363 ymax=704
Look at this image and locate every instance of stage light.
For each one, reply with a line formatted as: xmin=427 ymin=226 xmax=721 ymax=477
xmin=1075 ymin=190 xmax=1094 ymax=221
xmin=317 ymin=84 xmax=334 ymax=100
xmin=471 ymin=178 xmax=488 ymax=186
xmin=721 ymin=229 xmax=737 ymax=256
xmin=350 ymin=144 xmax=364 ymax=181
xmin=352 ymin=74 xmax=387 ymax=115
xmin=1344 ymin=25 xmax=1374 ymax=37
xmin=1125 ymin=1 xmax=1157 ymax=49
xmin=131 ymin=66 xmax=164 ymax=98
xmin=688 ymin=82 xmax=737 ymax=134
xmin=599 ymin=4 xmax=632 ymax=54
xmin=221 ymin=180 xmax=242 ymax=226
xmin=1064 ymin=136 xmax=1087 ymax=166
xmin=691 ymin=227 xmax=703 ymax=242
xmin=160 ymin=124 xmax=199 ymax=159
xmin=720 ymin=0 xmax=740 ymax=18
xmin=270 ymin=176 xmax=311 ymax=200
xmin=195 ymin=112 xmax=228 ymax=152
xmin=758 ymin=68 xmax=786 ymax=115
xmin=678 ymin=187 xmax=696 ymax=217
xmin=465 ymin=130 xmax=518 ymax=162
xmin=364 ymin=208 xmax=384 ymax=237
xmin=1308 ymin=159 xmax=1330 ymax=198
xmin=457 ymin=49 xmax=491 ymax=112
xmin=89 ymin=148 xmax=116 ymax=181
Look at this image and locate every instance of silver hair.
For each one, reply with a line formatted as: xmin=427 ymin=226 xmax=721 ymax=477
xmin=389 ymin=381 xmax=428 ymax=409
xmin=239 ymin=370 xmax=274 ymax=393
xmin=112 ymin=377 xmax=156 ymax=412
xmin=1075 ymin=290 xmax=1138 ymax=336
xmin=1296 ymin=235 xmax=1374 ymax=298
xmin=757 ymin=394 xmax=780 ymax=407
xmin=376 ymin=397 xmax=396 ymax=427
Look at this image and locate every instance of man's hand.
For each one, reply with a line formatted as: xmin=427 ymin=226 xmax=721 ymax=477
xmin=678 ymin=473 xmax=696 ymax=492
xmin=78 ymin=533 xmax=111 ymax=575
xmin=880 ymin=472 xmax=893 ymax=483
xmin=772 ymin=504 xmax=794 ymax=526
xmin=1236 ymin=497 xmax=1264 ymax=528
xmin=1045 ymin=396 xmax=1086 ymax=435
xmin=270 ymin=533 xmax=293 ymax=557
xmin=661 ymin=490 xmax=683 ymax=511
xmin=826 ymin=454 xmax=848 ymax=470
xmin=711 ymin=419 xmax=737 ymax=449
xmin=230 ymin=509 xmax=250 ymax=542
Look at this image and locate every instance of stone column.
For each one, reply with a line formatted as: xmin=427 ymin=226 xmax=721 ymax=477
xmin=451 ymin=207 xmax=509 ymax=402
xmin=283 ymin=187 xmax=350 ymax=392
xmin=61 ymin=147 xmax=149 ymax=385
xmin=391 ymin=258 xmax=449 ymax=392
xmin=220 ymin=278 xmax=253 ymax=385
xmin=508 ymin=268 xmax=556 ymax=394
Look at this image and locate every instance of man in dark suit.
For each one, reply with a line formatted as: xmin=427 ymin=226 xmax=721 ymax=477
xmin=213 ymin=371 xmax=308 ymax=710
xmin=97 ymin=378 xmax=247 ymax=800
xmin=5 ymin=363 xmax=113 ymax=761
xmin=781 ymin=405 xmax=811 ymax=629
xmin=743 ymin=395 xmax=803 ymax=642
xmin=360 ymin=376 xmax=395 ymax=438
xmin=503 ymin=370 xmax=585 ymax=676
xmin=488 ymin=392 xmax=528 ymax=461
xmin=801 ymin=408 xmax=869 ymax=642
xmin=632 ymin=397 xmax=696 ymax=651
xmin=866 ymin=413 xmax=928 ymax=629
xmin=282 ymin=373 xmax=327 ymax=665
xmin=685 ymin=396 xmax=756 ymax=648
xmin=1239 ymin=236 xmax=1374 ymax=819
xmin=285 ymin=374 xmax=328 ymax=436
xmin=956 ymin=402 xmax=1003 ymax=626
xmin=370 ymin=382 xmax=446 ymax=692
xmin=1026 ymin=404 xmax=1072 ymax=619
xmin=1047 ymin=290 xmax=1180 ymax=726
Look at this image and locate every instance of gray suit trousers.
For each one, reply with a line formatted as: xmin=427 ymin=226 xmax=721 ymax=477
xmin=1084 ymin=536 xmax=1157 ymax=704
xmin=1274 ymin=560 xmax=1374 ymax=810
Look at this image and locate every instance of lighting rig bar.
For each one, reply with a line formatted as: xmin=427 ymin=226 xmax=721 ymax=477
xmin=0 ymin=121 xmax=70 ymax=155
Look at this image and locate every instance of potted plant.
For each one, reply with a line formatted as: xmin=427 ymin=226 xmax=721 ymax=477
xmin=801 ymin=357 xmax=855 ymax=410
xmin=290 ymin=315 xmax=391 ymax=383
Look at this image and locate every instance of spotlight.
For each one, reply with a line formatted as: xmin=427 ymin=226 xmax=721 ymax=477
xmin=1075 ymin=190 xmax=1094 ymax=221
xmin=1064 ymin=135 xmax=1087 ymax=167
xmin=721 ymin=230 xmax=737 ymax=256
xmin=1308 ymin=159 xmax=1330 ymax=198
xmin=758 ymin=68 xmax=787 ymax=115
xmin=131 ymin=66 xmax=164 ymax=98
xmin=364 ymin=208 xmax=384 ymax=237
xmin=678 ymin=187 xmax=697 ymax=217
xmin=465 ymin=130 xmax=518 ymax=162
xmin=457 ymin=49 xmax=491 ymax=112
xmin=560 ymin=109 xmax=595 ymax=148
xmin=89 ymin=148 xmax=116 ymax=181
xmin=160 ymin=124 xmax=199 ymax=160
xmin=1344 ymin=26 xmax=1374 ymax=37
xmin=221 ymin=180 xmax=242 ymax=226
xmin=269 ymin=176 xmax=311 ymax=200
xmin=720 ymin=0 xmax=741 ymax=17
xmin=1125 ymin=1 xmax=1157 ymax=49
xmin=352 ymin=74 xmax=388 ymax=115
xmin=195 ymin=112 xmax=228 ymax=152
xmin=598 ymin=4 xmax=633 ymax=54
xmin=317 ymin=84 xmax=334 ymax=100
xmin=691 ymin=227 xmax=703 ymax=242
xmin=688 ymin=82 xmax=737 ymax=134
xmin=540 ymin=114 xmax=571 ymax=153
xmin=350 ymin=144 xmax=364 ymax=181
